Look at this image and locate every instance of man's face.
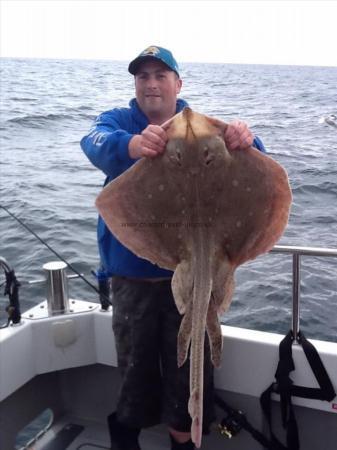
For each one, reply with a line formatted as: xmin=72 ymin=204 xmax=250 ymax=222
xmin=134 ymin=60 xmax=182 ymax=120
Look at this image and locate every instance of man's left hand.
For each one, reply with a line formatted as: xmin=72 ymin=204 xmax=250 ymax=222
xmin=224 ymin=120 xmax=254 ymax=151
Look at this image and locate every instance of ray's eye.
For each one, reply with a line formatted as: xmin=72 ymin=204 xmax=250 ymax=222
xmin=174 ymin=147 xmax=182 ymax=166
xmin=169 ymin=146 xmax=182 ymax=167
xmin=204 ymin=147 xmax=213 ymax=166
xmin=165 ymin=142 xmax=184 ymax=167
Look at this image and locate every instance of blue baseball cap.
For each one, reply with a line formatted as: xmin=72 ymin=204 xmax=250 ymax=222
xmin=128 ymin=46 xmax=180 ymax=77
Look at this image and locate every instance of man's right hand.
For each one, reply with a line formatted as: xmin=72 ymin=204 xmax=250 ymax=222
xmin=128 ymin=125 xmax=168 ymax=159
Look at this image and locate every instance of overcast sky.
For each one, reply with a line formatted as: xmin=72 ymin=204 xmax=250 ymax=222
xmin=1 ymin=0 xmax=337 ymax=66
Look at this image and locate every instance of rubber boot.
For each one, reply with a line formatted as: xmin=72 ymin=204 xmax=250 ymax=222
xmin=169 ymin=434 xmax=195 ymax=450
xmin=107 ymin=412 xmax=141 ymax=450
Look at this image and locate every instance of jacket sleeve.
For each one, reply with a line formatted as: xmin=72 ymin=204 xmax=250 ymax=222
xmin=80 ymin=111 xmax=134 ymax=176
xmin=252 ymin=135 xmax=266 ymax=153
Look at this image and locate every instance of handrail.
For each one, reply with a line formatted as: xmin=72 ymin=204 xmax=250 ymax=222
xmin=271 ymin=245 xmax=337 ymax=258
xmin=269 ymin=244 xmax=337 ymax=341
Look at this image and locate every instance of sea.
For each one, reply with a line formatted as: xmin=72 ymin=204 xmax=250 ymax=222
xmin=0 ymin=58 xmax=336 ymax=345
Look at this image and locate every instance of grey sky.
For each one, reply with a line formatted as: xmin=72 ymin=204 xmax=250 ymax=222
xmin=1 ymin=0 xmax=337 ymax=66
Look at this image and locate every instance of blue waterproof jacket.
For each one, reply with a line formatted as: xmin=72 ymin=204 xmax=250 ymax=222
xmin=81 ymin=98 xmax=266 ymax=279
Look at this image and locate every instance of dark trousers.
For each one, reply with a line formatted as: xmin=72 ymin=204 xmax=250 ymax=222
xmin=111 ymin=276 xmax=215 ymax=432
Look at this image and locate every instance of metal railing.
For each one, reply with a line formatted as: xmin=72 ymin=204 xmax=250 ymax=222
xmin=270 ymin=245 xmax=337 ymax=341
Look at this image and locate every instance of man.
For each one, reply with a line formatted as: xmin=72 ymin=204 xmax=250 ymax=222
xmin=81 ymin=45 xmax=265 ymax=450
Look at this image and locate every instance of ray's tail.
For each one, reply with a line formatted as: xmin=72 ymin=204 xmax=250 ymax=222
xmin=188 ymin=266 xmax=212 ymax=448
xmin=187 ymin=226 xmax=213 ymax=448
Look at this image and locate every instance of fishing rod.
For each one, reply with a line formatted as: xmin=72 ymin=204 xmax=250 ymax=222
xmin=0 ymin=204 xmax=111 ymax=309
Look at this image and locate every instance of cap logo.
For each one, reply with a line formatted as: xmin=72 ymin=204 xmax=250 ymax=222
xmin=142 ymin=46 xmax=160 ymax=56
xmin=128 ymin=46 xmax=179 ymax=77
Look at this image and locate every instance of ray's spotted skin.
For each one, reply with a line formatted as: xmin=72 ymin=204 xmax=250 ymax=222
xmin=96 ymin=107 xmax=292 ymax=448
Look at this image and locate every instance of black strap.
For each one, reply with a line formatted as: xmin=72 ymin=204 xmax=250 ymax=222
xmin=293 ymin=331 xmax=335 ymax=401
xmin=260 ymin=330 xmax=336 ymax=450
xmin=260 ymin=382 xmax=298 ymax=450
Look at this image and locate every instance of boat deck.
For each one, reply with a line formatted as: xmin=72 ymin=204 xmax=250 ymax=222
xmin=29 ymin=416 xmax=172 ymax=450
xmin=20 ymin=405 xmax=262 ymax=450
xmin=5 ymin=359 xmax=336 ymax=450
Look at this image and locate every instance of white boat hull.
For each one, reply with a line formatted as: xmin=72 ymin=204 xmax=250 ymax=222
xmin=1 ymin=300 xmax=336 ymax=449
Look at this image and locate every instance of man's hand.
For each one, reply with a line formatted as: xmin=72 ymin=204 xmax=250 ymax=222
xmin=224 ymin=120 xmax=253 ymax=151
xmin=129 ymin=125 xmax=168 ymax=159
